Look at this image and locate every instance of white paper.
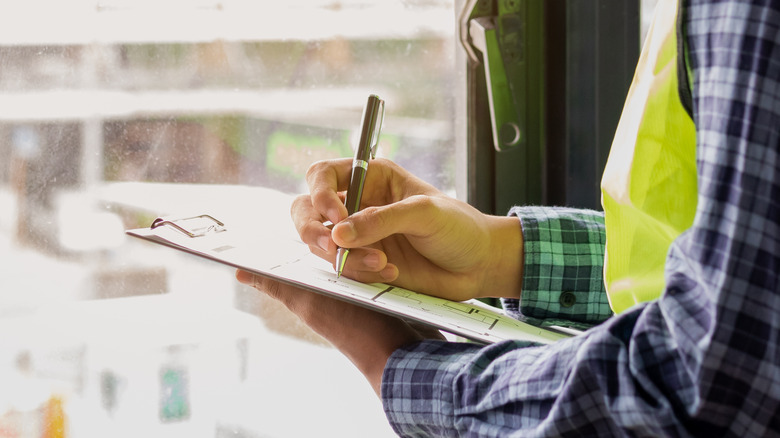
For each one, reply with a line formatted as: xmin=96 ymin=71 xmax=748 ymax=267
xmin=127 ymin=216 xmax=574 ymax=344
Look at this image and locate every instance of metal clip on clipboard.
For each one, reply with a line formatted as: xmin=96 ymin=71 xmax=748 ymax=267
xmin=151 ymin=214 xmax=226 ymax=238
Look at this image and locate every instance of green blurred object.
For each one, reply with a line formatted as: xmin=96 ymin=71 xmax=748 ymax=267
xmin=159 ymin=367 xmax=190 ymax=422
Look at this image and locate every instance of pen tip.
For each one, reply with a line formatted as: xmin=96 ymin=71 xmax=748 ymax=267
xmin=335 ymin=247 xmax=349 ymax=278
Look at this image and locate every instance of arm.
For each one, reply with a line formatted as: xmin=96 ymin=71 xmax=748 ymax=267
xmin=381 ymin=206 xmax=618 ymax=436
xmin=383 ymin=1 xmax=780 ymax=436
xmin=237 ymin=158 xmax=613 ymax=423
xmin=300 ymin=157 xmax=611 ymax=323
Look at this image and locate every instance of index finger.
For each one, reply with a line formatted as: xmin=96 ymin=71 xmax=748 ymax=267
xmin=306 ymin=158 xmax=353 ymax=224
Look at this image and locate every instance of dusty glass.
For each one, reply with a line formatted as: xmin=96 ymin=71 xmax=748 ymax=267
xmin=0 ymin=1 xmax=456 ymax=436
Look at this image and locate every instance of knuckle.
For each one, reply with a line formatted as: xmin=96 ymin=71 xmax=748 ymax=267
xmin=361 ymin=205 xmax=387 ymax=229
xmin=309 ymin=189 xmax=334 ymax=215
xmin=299 ymin=221 xmax=320 ymax=242
xmin=305 ymin=159 xmax=328 ymax=180
xmin=373 ymin=157 xmax=393 ymax=169
xmin=291 ymin=194 xmax=309 ymax=214
xmin=409 ymin=194 xmax=437 ymax=213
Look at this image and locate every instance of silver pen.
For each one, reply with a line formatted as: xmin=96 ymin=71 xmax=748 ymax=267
xmin=335 ymin=94 xmax=385 ymax=277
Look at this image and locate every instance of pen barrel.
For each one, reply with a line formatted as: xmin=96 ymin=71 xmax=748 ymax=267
xmin=344 ymin=164 xmax=367 ymax=215
xmin=355 ymin=95 xmax=383 ymax=161
xmin=343 ymin=94 xmax=383 ymax=216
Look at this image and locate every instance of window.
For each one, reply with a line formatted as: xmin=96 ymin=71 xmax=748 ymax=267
xmin=2 ymin=1 xmax=655 ymax=435
xmin=1 ymin=2 xmax=456 ymax=436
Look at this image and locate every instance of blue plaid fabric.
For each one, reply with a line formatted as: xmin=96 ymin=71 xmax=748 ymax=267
xmin=381 ymin=0 xmax=780 ymax=436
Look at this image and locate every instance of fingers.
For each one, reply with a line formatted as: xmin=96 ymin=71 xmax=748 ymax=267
xmin=297 ymin=158 xmax=454 ymax=284
xmin=292 ymin=194 xmax=334 ymax=254
xmin=236 ymin=267 xmax=397 ymax=333
xmin=306 ymin=158 xmax=352 ymax=224
xmin=305 ymin=158 xmax=432 ymax=223
xmin=236 ymin=269 xmax=297 ymax=305
xmin=236 ymin=269 xmax=337 ymax=333
xmin=297 ymin=158 xmax=408 ymax=261
xmin=236 ymin=267 xmax=443 ymax=396
xmin=331 ymin=194 xmax=441 ymax=249
xmin=337 ymin=249 xmax=400 ymax=283
xmin=291 ymin=193 xmax=398 ymax=280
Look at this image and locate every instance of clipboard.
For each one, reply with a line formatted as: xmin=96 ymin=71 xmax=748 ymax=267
xmin=127 ymin=214 xmax=575 ymax=345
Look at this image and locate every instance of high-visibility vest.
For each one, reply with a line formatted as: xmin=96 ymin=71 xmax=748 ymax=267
xmin=600 ymin=0 xmax=697 ymax=313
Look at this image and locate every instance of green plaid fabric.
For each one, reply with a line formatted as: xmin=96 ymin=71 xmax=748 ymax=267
xmin=502 ymin=206 xmax=613 ymax=329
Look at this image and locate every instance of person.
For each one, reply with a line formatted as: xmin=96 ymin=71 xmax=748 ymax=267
xmin=236 ymin=0 xmax=780 ymax=435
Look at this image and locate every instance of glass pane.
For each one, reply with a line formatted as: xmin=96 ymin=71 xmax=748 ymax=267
xmin=0 ymin=1 xmax=456 ymax=436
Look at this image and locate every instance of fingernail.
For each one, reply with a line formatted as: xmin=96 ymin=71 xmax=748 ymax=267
xmin=236 ymin=270 xmax=250 ymax=284
xmin=340 ymin=221 xmax=358 ymax=243
xmin=379 ymin=265 xmax=398 ymax=282
xmin=327 ymin=208 xmax=342 ymax=224
xmin=318 ymin=235 xmax=330 ymax=252
xmin=363 ymin=253 xmax=380 ymax=269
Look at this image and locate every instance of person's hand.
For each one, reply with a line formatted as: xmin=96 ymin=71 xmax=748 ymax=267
xmin=235 ymin=269 xmax=444 ymax=395
xmin=293 ymin=158 xmax=523 ymax=301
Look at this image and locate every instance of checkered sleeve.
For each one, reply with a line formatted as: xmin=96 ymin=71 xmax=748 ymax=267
xmin=381 ymin=338 xmax=581 ymax=437
xmin=382 ymin=2 xmax=780 ymax=436
xmin=502 ymin=206 xmax=612 ymax=328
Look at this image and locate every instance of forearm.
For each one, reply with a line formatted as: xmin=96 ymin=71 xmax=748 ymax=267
xmin=323 ymin=309 xmax=432 ymax=396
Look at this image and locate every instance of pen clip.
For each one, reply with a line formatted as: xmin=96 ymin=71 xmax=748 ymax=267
xmin=369 ymin=97 xmax=385 ymax=159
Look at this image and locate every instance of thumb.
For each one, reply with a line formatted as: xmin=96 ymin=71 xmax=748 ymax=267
xmin=331 ymin=195 xmax=440 ymax=248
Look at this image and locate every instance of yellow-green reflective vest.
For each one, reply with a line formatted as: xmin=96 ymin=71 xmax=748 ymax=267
xmin=600 ymin=0 xmax=697 ymax=313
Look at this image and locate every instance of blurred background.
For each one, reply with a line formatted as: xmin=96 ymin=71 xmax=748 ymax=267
xmin=0 ymin=1 xmax=456 ymax=437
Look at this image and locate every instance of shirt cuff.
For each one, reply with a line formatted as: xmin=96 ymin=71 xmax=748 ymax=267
xmin=507 ymin=206 xmax=612 ymax=327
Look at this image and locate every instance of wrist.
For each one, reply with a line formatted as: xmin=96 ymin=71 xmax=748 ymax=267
xmin=482 ymin=215 xmax=524 ymax=299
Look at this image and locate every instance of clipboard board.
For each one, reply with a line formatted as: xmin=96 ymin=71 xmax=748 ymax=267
xmin=127 ymin=214 xmax=575 ymax=345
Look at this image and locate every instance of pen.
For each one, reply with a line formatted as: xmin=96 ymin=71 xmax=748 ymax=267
xmin=335 ymin=94 xmax=385 ymax=277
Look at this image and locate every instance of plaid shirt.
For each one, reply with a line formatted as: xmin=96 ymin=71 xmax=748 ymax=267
xmin=381 ymin=0 xmax=780 ymax=436
xmin=503 ymin=206 xmax=611 ymax=330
